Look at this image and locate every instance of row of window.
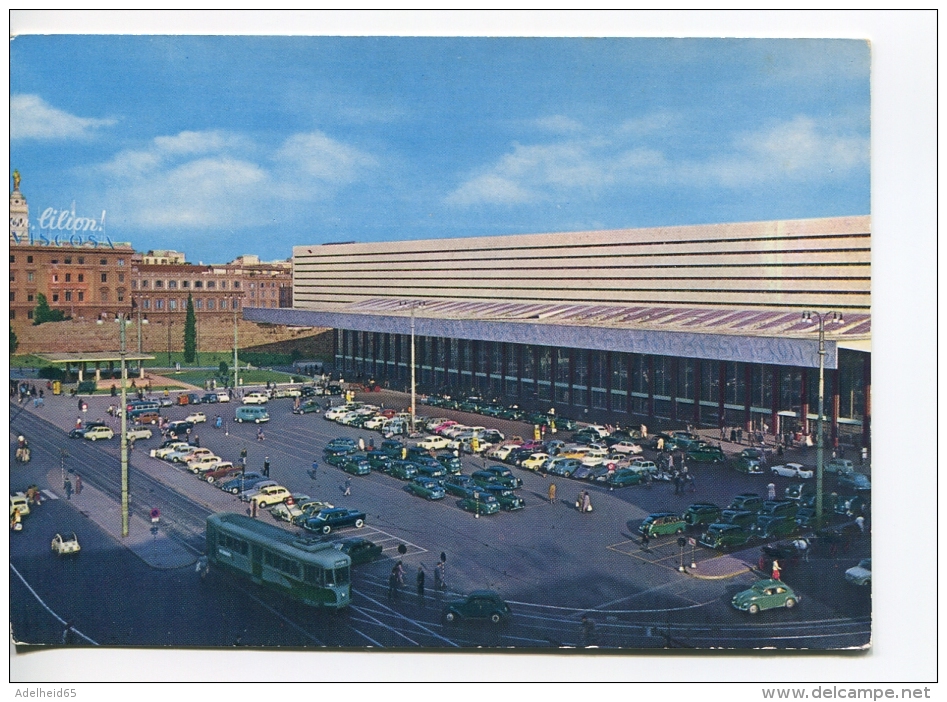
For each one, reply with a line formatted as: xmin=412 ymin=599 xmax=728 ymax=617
xmin=134 ymin=279 xmax=238 ymax=290
xmin=138 ymin=298 xmax=238 ymax=311
xmin=10 ymin=255 xmax=124 ymax=266
xmin=11 ymin=271 xmax=120 ymax=284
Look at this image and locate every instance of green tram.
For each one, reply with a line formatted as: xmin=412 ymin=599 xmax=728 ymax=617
xmin=206 ymin=513 xmax=351 ymax=609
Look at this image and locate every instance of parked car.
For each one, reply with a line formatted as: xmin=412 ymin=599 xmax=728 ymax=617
xmin=671 ymin=431 xmax=702 ymax=450
xmin=249 ymin=484 xmax=292 ymax=508
xmin=380 ymin=439 xmax=406 ymax=458
xmin=458 ymin=492 xmax=501 ymax=515
xmin=242 ymin=392 xmax=269 ymax=405
xmin=837 ymin=472 xmax=871 ymax=492
xmin=238 ymin=479 xmax=279 ymax=501
xmin=269 ymin=494 xmax=310 ymax=523
xmin=482 ymin=465 xmax=522 ymax=489
xmin=388 ymin=461 xmax=419 ymax=481
xmin=443 ymin=475 xmax=478 ymax=498
xmin=770 ymin=463 xmax=814 ymax=479
xmin=825 ymin=458 xmax=856 ymax=475
xmin=483 ymin=484 xmax=525 ymax=511
xmin=606 ymin=468 xmax=645 ymax=488
xmin=609 ymin=440 xmax=643 ymax=455
xmin=521 ymin=452 xmax=551 ymax=472
xmin=218 ymin=472 xmax=265 ymax=494
xmin=335 ymin=538 xmax=384 ymax=566
xmin=83 ymin=426 xmax=114 ymax=441
xmin=185 ymin=411 xmax=207 ymax=424
xmin=728 ymin=493 xmax=764 ymax=513
xmin=201 ymin=393 xmax=219 ymax=404
xmin=293 ymin=400 xmax=323 ymax=415
xmin=151 ymin=441 xmax=192 ymax=459
xmin=435 ymin=453 xmax=463 ymax=474
xmin=547 ymin=457 xmax=582 ymax=477
xmin=302 ymin=507 xmax=366 ymax=534
xmin=759 ymin=500 xmax=799 ymax=519
xmin=718 ymin=509 xmax=758 ymax=530
xmin=639 ymin=512 xmax=686 ymax=537
xmin=845 ymin=558 xmax=872 ymax=587
xmin=735 ymin=448 xmax=765 ymax=475
xmin=753 ymin=515 xmax=797 ymax=540
xmin=699 ymin=524 xmax=755 ymax=551
xmin=732 ymin=579 xmax=800 ymax=614
xmin=405 ymin=477 xmax=447 ymax=501
xmin=443 ymin=590 xmax=511 ymax=625
xmin=683 ymin=503 xmax=722 ymax=527
xmin=338 ymin=455 xmax=372 ymax=476
xmin=186 ymin=455 xmax=223 ymax=474
xmin=202 ymin=462 xmax=239 ymax=483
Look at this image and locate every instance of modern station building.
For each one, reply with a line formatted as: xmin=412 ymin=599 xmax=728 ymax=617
xmin=245 ymin=215 xmax=871 ymax=448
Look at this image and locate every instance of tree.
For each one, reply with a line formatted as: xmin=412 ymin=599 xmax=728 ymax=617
xmin=183 ymin=294 xmax=197 ymax=363
xmin=32 ymin=293 xmax=67 ymax=325
xmin=10 ymin=323 xmax=18 ymax=353
xmin=219 ymin=361 xmax=229 ymax=376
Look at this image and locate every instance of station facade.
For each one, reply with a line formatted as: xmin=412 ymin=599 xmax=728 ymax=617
xmin=246 ymin=215 xmax=871 ymax=448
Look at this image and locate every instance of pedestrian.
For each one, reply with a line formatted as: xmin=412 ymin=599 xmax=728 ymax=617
xmin=767 ymin=482 xmax=776 ymax=501
xmin=215 ymin=415 xmax=222 ymax=429
xmin=720 ymin=425 xmax=726 ymax=441
xmin=64 ymin=478 xmax=73 ymax=501
xmin=656 ymin=436 xmax=664 ymax=451
xmin=581 ymin=491 xmax=592 ymax=513
xmin=640 ymin=530 xmax=650 ymax=551
xmin=257 ymin=428 xmax=265 ymax=442
xmin=74 ymin=474 xmax=82 ymax=495
xmin=387 ymin=568 xmax=398 ymax=600
xmin=193 ymin=435 xmax=200 ymax=448
xmin=251 ymin=500 xmax=258 ymax=518
xmin=344 ymin=476 xmax=352 ymax=496
xmin=730 ymin=428 xmax=737 ymax=443
xmin=855 ymin=515 xmax=865 ymax=534
xmin=416 ymin=565 xmax=426 ymax=602
xmin=368 ymin=437 xmax=375 ymax=451
xmin=581 ymin=615 xmax=596 ymax=647
xmin=434 ymin=559 xmax=446 ymax=590
xmin=263 ymin=457 xmax=270 ymax=478
xmin=358 ymin=437 xmax=366 ymax=452
xmin=76 ymin=417 xmax=83 ymax=430
xmin=772 ymin=559 xmax=781 ymax=581
xmin=395 ymin=560 xmax=405 ymax=587
xmin=78 ymin=398 xmax=83 ymax=412
xmin=548 ymin=482 xmax=557 ymax=504
xmin=736 ymin=427 xmax=743 ymax=444
xmin=686 ymin=472 xmax=696 ymax=493
xmin=310 ymin=461 xmax=319 ymax=480
xmin=240 ymin=447 xmax=248 ymax=468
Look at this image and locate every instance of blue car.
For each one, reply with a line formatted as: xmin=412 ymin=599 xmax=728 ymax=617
xmin=218 ymin=472 xmax=265 ymax=494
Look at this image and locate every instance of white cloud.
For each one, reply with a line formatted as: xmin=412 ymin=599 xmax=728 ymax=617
xmin=93 ymin=129 xmax=377 ymax=229
xmin=534 ymin=115 xmax=583 ymax=133
xmin=447 ymin=114 xmax=867 ymax=206
xmin=11 ymin=94 xmax=115 ymax=140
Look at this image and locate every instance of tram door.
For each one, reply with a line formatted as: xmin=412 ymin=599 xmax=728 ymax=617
xmin=251 ymin=545 xmax=263 ymax=578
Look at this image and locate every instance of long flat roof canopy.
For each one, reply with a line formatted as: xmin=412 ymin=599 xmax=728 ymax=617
xmin=36 ymin=352 xmax=156 ymax=364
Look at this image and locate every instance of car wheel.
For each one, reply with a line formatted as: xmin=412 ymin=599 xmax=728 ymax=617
xmin=321 ymin=525 xmax=331 ymax=535
xmin=748 ymin=604 xmax=760 ymax=614
xmin=206 ymin=477 xmax=215 ymax=483
xmin=355 ymin=518 xmax=364 ymax=528
xmin=255 ymin=419 xmax=260 ymax=424
xmin=490 ymin=613 xmax=502 ymax=624
xmin=444 ymin=611 xmax=456 ymax=623
xmin=236 ymin=418 xmax=242 ymax=423
xmin=676 ymin=528 xmax=684 ymax=534
xmin=231 ymin=488 xmax=239 ymax=494
xmin=785 ymin=598 xmax=796 ymax=609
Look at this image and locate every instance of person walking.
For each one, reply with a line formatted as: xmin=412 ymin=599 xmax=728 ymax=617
xmin=358 ymin=437 xmax=366 ymax=452
xmin=387 ymin=568 xmax=398 ymax=600
xmin=640 ymin=529 xmax=651 ymax=551
xmin=240 ymin=447 xmax=248 ymax=468
xmin=434 ymin=559 xmax=446 ymax=591
xmin=64 ymin=477 xmax=73 ymax=501
xmin=263 ymin=457 xmax=270 ymax=478
xmin=581 ymin=491 xmax=592 ymax=513
xmin=767 ymin=482 xmax=776 ymax=501
xmin=416 ymin=565 xmax=426 ymax=603
xmin=343 ymin=476 xmax=352 ymax=496
xmin=855 ymin=515 xmax=866 ymax=534
xmin=193 ymin=435 xmax=200 ymax=448
xmin=257 ymin=428 xmax=265 ymax=442
xmin=548 ymin=482 xmax=557 ymax=504
xmin=76 ymin=417 xmax=83 ymax=430
xmin=771 ymin=559 xmax=781 ymax=581
xmin=74 ymin=474 xmax=82 ymax=495
xmin=251 ymin=500 xmax=258 ymax=518
xmin=215 ymin=415 xmax=222 ymax=429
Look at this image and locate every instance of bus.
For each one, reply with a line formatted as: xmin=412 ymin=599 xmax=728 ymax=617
xmin=205 ymin=513 xmax=351 ymax=609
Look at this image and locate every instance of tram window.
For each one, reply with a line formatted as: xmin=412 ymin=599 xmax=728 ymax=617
xmin=324 ymin=569 xmax=335 ymax=586
xmin=304 ymin=564 xmax=323 ymax=585
xmin=334 ymin=567 xmax=350 ymax=585
xmin=220 ymin=534 xmax=248 ymax=556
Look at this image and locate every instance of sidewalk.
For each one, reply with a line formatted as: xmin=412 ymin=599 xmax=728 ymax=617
xmin=46 ymin=468 xmax=195 ymax=571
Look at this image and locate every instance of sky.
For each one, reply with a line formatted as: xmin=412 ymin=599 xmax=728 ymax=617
xmin=9 ymin=28 xmax=870 ymax=265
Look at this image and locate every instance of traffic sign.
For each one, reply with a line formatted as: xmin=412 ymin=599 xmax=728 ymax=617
xmin=150 ymin=508 xmax=160 ymax=523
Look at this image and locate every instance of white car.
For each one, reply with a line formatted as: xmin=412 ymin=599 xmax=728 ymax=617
xmin=171 ymin=447 xmax=213 ymax=464
xmin=242 ymin=392 xmax=269 ymax=405
xmin=609 ymin=440 xmax=643 ymax=455
xmin=126 ymin=426 xmax=154 ymax=441
xmin=581 ymin=449 xmax=610 ymax=467
xmin=84 ymin=426 xmax=114 ymax=441
xmin=151 ymin=441 xmax=191 ymax=459
xmin=215 ymin=391 xmax=231 ymax=403
xmin=418 ymin=435 xmax=451 ymax=451
xmin=363 ymin=416 xmax=389 ymax=430
xmin=486 ymin=444 xmax=520 ymax=461
xmin=185 ymin=411 xmax=207 ymax=424
xmin=187 ymin=455 xmax=223 ymax=474
xmin=51 ymin=532 xmax=81 ymax=555
xmin=770 ymin=463 xmax=814 ymax=479
xmin=250 ymin=485 xmax=292 ymax=508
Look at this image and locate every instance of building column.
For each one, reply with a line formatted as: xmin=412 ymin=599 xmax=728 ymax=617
xmin=743 ymin=363 xmax=753 ymax=432
xmin=516 ymin=344 xmax=525 ymax=403
xmin=693 ymin=359 xmax=702 ymax=427
xmin=568 ymin=348 xmax=576 ymax=411
xmin=830 ymin=368 xmax=840 ymax=449
xmin=770 ymin=365 xmax=781 ymax=436
xmin=717 ymin=362 xmax=726 ymax=429
xmin=549 ymin=347 xmax=558 ymax=413
xmin=800 ymin=367 xmax=809 ymax=436
xmin=670 ymin=358 xmax=679 ymax=423
xmin=862 ymin=353 xmax=871 ymax=449
xmin=605 ymin=351 xmax=613 ymax=412
xmin=77 ymin=364 xmax=84 ymax=382
xmin=646 ymin=355 xmax=654 ymax=420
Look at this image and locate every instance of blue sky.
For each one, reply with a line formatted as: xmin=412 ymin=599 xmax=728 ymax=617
xmin=11 ymin=34 xmax=870 ymax=264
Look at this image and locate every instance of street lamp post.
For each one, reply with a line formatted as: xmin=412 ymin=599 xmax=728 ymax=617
xmin=802 ymin=310 xmax=843 ymax=529
xmin=233 ymin=306 xmax=239 ymax=391
xmin=116 ymin=313 xmax=132 ymax=537
xmin=167 ymin=319 xmax=174 ymax=368
xmin=400 ymin=300 xmax=426 ymax=434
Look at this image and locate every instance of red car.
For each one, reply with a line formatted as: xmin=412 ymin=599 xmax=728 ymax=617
xmin=203 ymin=462 xmax=240 ymax=484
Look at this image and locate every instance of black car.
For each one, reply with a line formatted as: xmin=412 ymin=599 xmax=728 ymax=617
xmin=335 ymin=537 xmax=383 ymax=565
xmin=380 ymin=439 xmax=406 ymax=458
xmin=683 ymin=503 xmax=722 ymax=527
xmin=201 ymin=393 xmax=219 ymax=404
xmin=728 ymin=493 xmax=764 ymax=513
xmin=366 ymin=450 xmax=392 ymax=472
xmin=483 ymin=484 xmax=525 ymax=511
xmin=435 ymin=453 xmax=463 ymax=474
xmin=443 ymin=474 xmax=478 ymax=498
xmin=483 ymin=465 xmax=523 ymax=489
xmin=444 ymin=590 xmax=511 ymax=625
xmin=718 ymin=509 xmax=758 ymax=530
xmin=302 ymin=507 xmax=367 ymax=535
xmin=165 ymin=420 xmax=194 ymax=439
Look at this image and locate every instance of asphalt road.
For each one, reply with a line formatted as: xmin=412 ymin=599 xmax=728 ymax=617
xmin=9 ymin=390 xmax=871 ymax=650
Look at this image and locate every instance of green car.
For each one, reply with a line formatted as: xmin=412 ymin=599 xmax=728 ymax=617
xmin=339 ymin=454 xmax=372 ymax=475
xmin=324 ymin=452 xmax=348 ymax=467
xmin=687 ymin=445 xmax=726 ymax=464
xmin=718 ymin=509 xmax=758 ymax=530
xmin=443 ymin=590 xmax=511 ymax=625
xmin=405 ymin=476 xmax=447 ymax=500
xmin=699 ymin=523 xmax=754 ymax=551
xmin=292 ymin=400 xmax=322 ymax=415
xmin=435 ymin=453 xmax=463 ymax=474
xmin=734 ymin=448 xmax=765 ymax=475
xmin=483 ymin=465 xmax=522 ymax=489
xmin=683 ymin=502 xmax=722 ymax=527
xmin=458 ymin=491 xmax=500 ymax=515
xmin=388 ymin=460 xmax=419 ymax=480
xmin=607 ymin=468 xmax=645 ymax=488
xmin=753 ymin=515 xmax=797 ymax=539
xmin=366 ymin=451 xmax=392 ymax=471
xmin=732 ymin=579 xmax=801 ymax=614
xmin=443 ymin=475 xmax=478 ymax=498
xmin=483 ymin=484 xmax=525 ymax=511
xmin=728 ymin=493 xmax=764 ymax=513
xmin=639 ymin=512 xmax=686 ymax=537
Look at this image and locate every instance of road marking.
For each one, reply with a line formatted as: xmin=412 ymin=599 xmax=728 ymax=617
xmin=41 ymin=490 xmax=60 ymax=500
xmin=10 ymin=563 xmax=99 ymax=645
